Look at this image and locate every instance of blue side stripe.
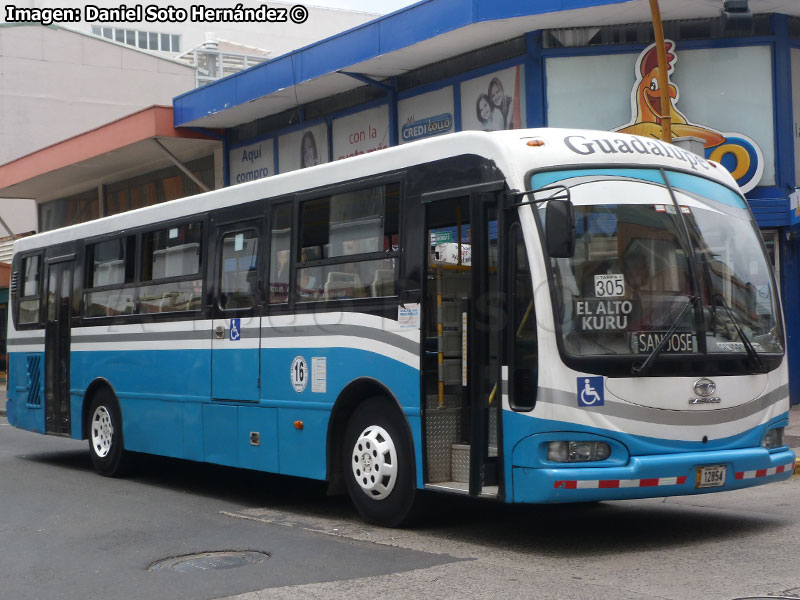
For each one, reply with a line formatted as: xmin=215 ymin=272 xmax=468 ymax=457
xmin=529 ymin=168 xmax=666 ymax=190
xmin=529 ymin=168 xmax=746 ymax=211
xmin=664 ymin=171 xmax=746 ymax=209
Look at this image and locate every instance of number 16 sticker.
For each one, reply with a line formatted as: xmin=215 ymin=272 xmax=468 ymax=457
xmin=291 ymin=356 xmax=308 ymax=393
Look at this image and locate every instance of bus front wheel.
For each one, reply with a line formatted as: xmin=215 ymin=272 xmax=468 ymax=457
xmin=87 ymin=388 xmax=128 ymax=477
xmin=343 ymin=398 xmax=417 ymax=527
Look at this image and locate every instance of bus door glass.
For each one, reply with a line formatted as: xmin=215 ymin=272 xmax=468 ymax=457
xmin=211 ymin=219 xmax=263 ymax=402
xmin=423 ymin=192 xmax=501 ymax=497
xmin=44 ymin=258 xmax=73 ymax=435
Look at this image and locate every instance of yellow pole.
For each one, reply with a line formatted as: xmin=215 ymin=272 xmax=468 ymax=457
xmin=437 ymin=270 xmax=445 ymax=408
xmin=456 ymin=204 xmax=462 ymax=267
xmin=488 ymin=300 xmax=534 ymax=406
xmin=649 ymin=0 xmax=672 ymax=143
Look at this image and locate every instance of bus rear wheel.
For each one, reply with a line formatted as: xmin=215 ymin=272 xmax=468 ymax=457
xmin=343 ymin=398 xmax=417 ymax=527
xmin=87 ymin=389 xmax=128 ymax=477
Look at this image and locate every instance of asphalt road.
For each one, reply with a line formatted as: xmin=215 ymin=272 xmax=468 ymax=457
xmin=0 ymin=419 xmax=457 ymax=600
xmin=3 ymin=413 xmax=800 ymax=600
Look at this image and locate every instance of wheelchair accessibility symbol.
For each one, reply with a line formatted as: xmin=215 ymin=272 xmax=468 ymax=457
xmin=578 ymin=376 xmax=604 ymax=407
xmin=229 ymin=318 xmax=241 ymax=341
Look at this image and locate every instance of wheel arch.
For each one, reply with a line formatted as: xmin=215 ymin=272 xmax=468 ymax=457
xmin=326 ymin=377 xmax=412 ymax=494
xmin=80 ymin=378 xmax=117 ymax=440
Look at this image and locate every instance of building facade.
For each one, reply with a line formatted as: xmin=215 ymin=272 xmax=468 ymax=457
xmin=2 ymin=0 xmax=377 ymax=60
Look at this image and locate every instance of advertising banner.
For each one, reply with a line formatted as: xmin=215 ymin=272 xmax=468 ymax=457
xmin=332 ymin=105 xmax=390 ymax=160
xmin=229 ymin=140 xmax=274 ymax=185
xmin=397 ymin=87 xmax=454 ymax=144
xmin=460 ymin=65 xmax=525 ymax=132
xmin=278 ymin=123 xmax=329 ymax=173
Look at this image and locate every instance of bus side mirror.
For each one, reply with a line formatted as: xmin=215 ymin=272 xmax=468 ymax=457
xmin=545 ymin=199 xmax=575 ymax=258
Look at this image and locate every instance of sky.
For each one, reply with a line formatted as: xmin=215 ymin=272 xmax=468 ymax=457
xmin=306 ymin=0 xmax=420 ymax=15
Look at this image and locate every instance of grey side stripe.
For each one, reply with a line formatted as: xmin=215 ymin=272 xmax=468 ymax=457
xmin=536 ymin=383 xmax=790 ymax=427
xmin=70 ymin=330 xmax=213 ymax=344
xmin=9 ymin=323 xmax=418 ymax=354
xmin=8 ymin=330 xmax=213 ymax=346
xmin=8 ymin=336 xmax=45 ymax=346
xmin=262 ymin=323 xmax=419 ymax=355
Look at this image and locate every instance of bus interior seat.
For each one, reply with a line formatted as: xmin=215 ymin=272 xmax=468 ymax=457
xmin=371 ymin=269 xmax=395 ymax=297
xmin=302 ymin=246 xmax=322 ymax=261
xmin=187 ymin=292 xmax=201 ymax=311
xmin=324 ymin=271 xmax=362 ymax=300
xmin=108 ymin=292 xmax=134 ymax=316
xmin=158 ymin=293 xmax=173 ymax=312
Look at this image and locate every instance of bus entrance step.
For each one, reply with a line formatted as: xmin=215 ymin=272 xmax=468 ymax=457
xmin=451 ymin=444 xmax=498 ymax=483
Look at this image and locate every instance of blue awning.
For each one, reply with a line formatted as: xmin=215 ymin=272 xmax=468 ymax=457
xmin=173 ymin=0 xmax=642 ymax=128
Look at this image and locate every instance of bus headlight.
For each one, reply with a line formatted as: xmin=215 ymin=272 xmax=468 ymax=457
xmin=762 ymin=427 xmax=784 ymax=450
xmin=548 ymin=441 xmax=611 ymax=462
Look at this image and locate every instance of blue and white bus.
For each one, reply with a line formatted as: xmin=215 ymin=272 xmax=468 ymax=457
xmin=6 ymin=129 xmax=793 ymax=526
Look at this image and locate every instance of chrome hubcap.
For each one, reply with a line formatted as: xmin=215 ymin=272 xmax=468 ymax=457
xmin=91 ymin=406 xmax=113 ymax=458
xmin=351 ymin=425 xmax=397 ymax=500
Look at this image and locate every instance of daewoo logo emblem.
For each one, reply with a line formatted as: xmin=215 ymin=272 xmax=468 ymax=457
xmin=693 ymin=378 xmax=716 ymax=397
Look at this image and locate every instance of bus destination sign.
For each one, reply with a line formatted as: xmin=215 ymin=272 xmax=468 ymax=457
xmin=633 ymin=331 xmax=697 ymax=354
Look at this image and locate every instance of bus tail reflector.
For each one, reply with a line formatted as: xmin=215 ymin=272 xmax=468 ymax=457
xmin=734 ymin=462 xmax=793 ymax=480
xmin=555 ymin=476 xmax=687 ymax=489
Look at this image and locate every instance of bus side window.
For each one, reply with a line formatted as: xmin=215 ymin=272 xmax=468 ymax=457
xmin=509 ymin=222 xmax=537 ymax=411
xmin=219 ymin=230 xmax=259 ymax=311
xmin=138 ymin=223 xmax=203 ymax=314
xmin=269 ymin=203 xmax=292 ymax=304
xmin=18 ymin=254 xmax=42 ymax=325
xmin=296 ymin=183 xmax=400 ymax=302
xmin=83 ymin=236 xmax=136 ymax=317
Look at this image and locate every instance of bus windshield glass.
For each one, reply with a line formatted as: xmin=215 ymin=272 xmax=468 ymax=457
xmin=532 ymin=169 xmax=783 ymax=367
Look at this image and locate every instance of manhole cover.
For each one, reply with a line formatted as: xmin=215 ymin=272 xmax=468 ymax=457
xmin=148 ymin=550 xmax=269 ymax=572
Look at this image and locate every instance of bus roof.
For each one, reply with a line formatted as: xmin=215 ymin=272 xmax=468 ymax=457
xmin=14 ymin=128 xmax=737 ymax=254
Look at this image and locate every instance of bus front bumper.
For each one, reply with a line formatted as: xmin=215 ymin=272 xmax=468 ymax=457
xmin=512 ymin=447 xmax=795 ymax=503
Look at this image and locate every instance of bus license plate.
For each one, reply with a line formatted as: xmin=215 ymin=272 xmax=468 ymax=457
xmin=696 ymin=465 xmax=726 ymax=488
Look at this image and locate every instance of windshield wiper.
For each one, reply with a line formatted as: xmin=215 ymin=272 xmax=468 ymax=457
xmin=631 ymin=296 xmax=698 ymax=376
xmin=712 ymin=290 xmax=766 ymax=373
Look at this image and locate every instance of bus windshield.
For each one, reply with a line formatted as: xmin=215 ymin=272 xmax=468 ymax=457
xmin=533 ymin=169 xmax=783 ymax=371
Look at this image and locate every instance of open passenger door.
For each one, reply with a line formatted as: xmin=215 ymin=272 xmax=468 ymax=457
xmin=421 ymin=187 xmax=504 ymax=499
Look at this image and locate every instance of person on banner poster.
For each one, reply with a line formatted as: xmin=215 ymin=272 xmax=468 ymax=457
xmin=462 ymin=66 xmax=523 ymax=132
xmin=476 ymin=94 xmax=504 ymax=132
xmin=300 ymin=131 xmax=319 ymax=168
xmin=488 ymin=77 xmax=513 ymax=130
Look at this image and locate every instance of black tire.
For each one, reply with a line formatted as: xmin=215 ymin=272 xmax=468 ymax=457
xmin=343 ymin=397 xmax=417 ymax=527
xmin=87 ymin=388 xmax=128 ymax=477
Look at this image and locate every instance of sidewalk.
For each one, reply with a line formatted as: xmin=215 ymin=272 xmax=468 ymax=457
xmin=786 ymin=404 xmax=800 ymax=476
xmin=786 ymin=402 xmax=800 ymax=446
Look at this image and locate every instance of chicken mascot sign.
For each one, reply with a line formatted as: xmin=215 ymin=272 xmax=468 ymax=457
xmin=615 ymin=40 xmax=764 ymax=193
